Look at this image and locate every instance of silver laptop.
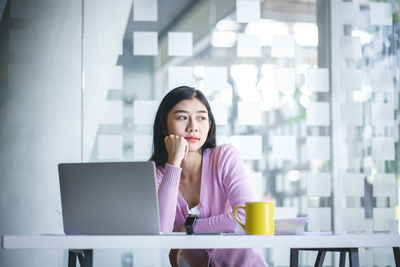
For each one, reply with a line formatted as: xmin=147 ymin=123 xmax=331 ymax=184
xmin=58 ymin=161 xmax=160 ymax=235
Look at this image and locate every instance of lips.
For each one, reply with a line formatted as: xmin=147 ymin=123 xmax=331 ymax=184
xmin=185 ymin=136 xmax=200 ymax=142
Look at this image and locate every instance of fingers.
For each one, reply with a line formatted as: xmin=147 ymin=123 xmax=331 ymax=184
xmin=165 ymin=135 xmax=188 ymax=167
xmin=164 ymin=135 xmax=185 ymax=146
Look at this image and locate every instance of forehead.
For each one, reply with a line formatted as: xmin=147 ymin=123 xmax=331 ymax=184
xmin=171 ymin=98 xmax=207 ymax=112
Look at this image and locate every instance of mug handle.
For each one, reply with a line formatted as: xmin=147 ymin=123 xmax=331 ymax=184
xmin=233 ymin=205 xmax=246 ymax=230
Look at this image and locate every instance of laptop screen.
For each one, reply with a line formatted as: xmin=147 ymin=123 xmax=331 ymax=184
xmin=58 ymin=161 xmax=160 ymax=235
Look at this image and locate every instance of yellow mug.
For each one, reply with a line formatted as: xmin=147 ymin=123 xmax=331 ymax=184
xmin=233 ymin=202 xmax=274 ymax=235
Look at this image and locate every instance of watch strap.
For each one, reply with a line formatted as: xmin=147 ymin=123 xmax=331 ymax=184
xmin=184 ymin=215 xmax=197 ymax=235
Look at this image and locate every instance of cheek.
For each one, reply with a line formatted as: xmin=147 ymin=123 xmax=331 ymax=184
xmin=166 ymin=119 xmax=175 ymax=134
xmin=201 ymin=123 xmax=210 ymax=138
xmin=167 ymin=119 xmax=184 ymax=134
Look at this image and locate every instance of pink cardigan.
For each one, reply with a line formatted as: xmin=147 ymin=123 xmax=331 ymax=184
xmin=156 ymin=144 xmax=267 ymax=267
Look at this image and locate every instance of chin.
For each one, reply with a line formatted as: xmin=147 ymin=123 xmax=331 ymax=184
xmin=188 ymin=147 xmax=201 ymax=153
xmin=188 ymin=143 xmax=203 ymax=152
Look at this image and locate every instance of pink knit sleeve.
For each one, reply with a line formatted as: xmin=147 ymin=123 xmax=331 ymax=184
xmin=194 ymin=145 xmax=255 ymax=233
xmin=156 ymin=164 xmax=182 ymax=232
xmin=194 ymin=212 xmax=242 ymax=233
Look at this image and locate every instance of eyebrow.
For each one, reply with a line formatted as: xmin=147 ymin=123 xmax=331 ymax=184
xmin=174 ymin=110 xmax=208 ymax=114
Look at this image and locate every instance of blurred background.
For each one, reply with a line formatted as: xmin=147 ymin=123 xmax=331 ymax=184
xmin=0 ymin=0 xmax=399 ymax=266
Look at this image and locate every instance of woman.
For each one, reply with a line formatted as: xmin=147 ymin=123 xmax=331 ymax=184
xmin=150 ymin=86 xmax=267 ymax=267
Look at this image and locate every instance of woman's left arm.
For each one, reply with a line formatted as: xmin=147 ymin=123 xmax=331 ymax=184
xmin=194 ymin=145 xmax=255 ymax=233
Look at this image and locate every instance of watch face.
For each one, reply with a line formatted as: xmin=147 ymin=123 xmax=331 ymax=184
xmin=185 ymin=216 xmax=196 ymax=226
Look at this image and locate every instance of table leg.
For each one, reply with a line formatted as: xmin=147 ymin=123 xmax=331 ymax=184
xmin=77 ymin=253 xmax=84 ymax=266
xmin=314 ymin=250 xmax=326 ymax=267
xmin=68 ymin=249 xmax=93 ymax=267
xmin=393 ymin=247 xmax=400 ymax=267
xmin=348 ymin=248 xmax=359 ymax=267
xmin=83 ymin=250 xmax=93 ymax=267
xmin=68 ymin=250 xmax=77 ymax=267
xmin=339 ymin=251 xmax=346 ymax=267
xmin=290 ymin=249 xmax=299 ymax=267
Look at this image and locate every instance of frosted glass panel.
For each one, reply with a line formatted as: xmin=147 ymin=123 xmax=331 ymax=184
xmin=271 ymin=136 xmax=297 ymax=161
xmin=307 ymin=173 xmax=331 ymax=197
xmin=340 ymin=103 xmax=363 ymax=126
xmin=210 ymin=101 xmax=229 ymax=126
xmin=101 ymin=101 xmax=123 ymax=124
xmin=237 ymin=101 xmax=262 ymax=126
xmin=275 ymin=68 xmax=295 ymax=94
xmin=236 ymin=0 xmax=260 ymax=23
xmin=373 ymin=174 xmax=396 ymax=197
xmin=133 ymin=31 xmax=158 ymax=55
xmin=133 ymin=101 xmax=158 ymax=125
xmin=342 ymin=173 xmax=364 ymax=197
xmin=306 ymin=102 xmax=330 ymax=126
xmin=340 ymin=36 xmax=362 ymax=58
xmin=168 ymin=66 xmax=193 ymax=90
xmin=373 ymin=248 xmax=396 ymax=266
xmin=204 ymin=67 xmax=227 ymax=92
xmin=237 ymin=34 xmax=261 ymax=57
xmin=133 ymin=135 xmax=153 ymax=160
xmin=271 ymin=35 xmax=295 ymax=58
xmin=340 ymin=69 xmax=361 ymax=91
xmin=373 ymin=208 xmax=395 ymax=232
xmin=370 ymin=3 xmax=393 ymax=26
xmin=305 ymin=68 xmax=329 ymax=92
xmin=371 ymin=103 xmax=394 ymax=127
xmin=338 ymin=2 xmax=360 ymax=25
xmin=168 ymin=32 xmax=193 ymax=56
xmin=306 ymin=137 xmax=330 ymax=160
xmin=97 ymin=66 xmax=123 ymax=89
xmin=308 ymin=208 xmax=331 ymax=231
xmin=98 ymin=136 xmax=123 ymax=159
xmin=231 ymin=135 xmax=262 ymax=160
xmin=343 ymin=208 xmax=364 ymax=232
xmin=371 ymin=69 xmax=394 ymax=91
xmin=372 ymin=137 xmax=395 ymax=161
xmin=274 ymin=207 xmax=297 ymax=219
xmin=133 ymin=0 xmax=157 ymax=21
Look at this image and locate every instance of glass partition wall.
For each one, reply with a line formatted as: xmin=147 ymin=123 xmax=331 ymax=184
xmin=0 ymin=0 xmax=82 ymax=266
xmin=331 ymin=1 xmax=400 ymax=266
xmin=1 ymin=0 xmax=398 ymax=267
xmin=83 ymin=0 xmax=400 ymax=266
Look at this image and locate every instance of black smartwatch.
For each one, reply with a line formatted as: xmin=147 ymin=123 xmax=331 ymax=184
xmin=184 ymin=215 xmax=198 ymax=235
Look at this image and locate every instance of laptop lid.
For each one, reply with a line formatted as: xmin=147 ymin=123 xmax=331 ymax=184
xmin=58 ymin=161 xmax=160 ymax=235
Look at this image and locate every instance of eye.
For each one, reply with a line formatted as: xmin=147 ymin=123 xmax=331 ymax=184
xmin=198 ymin=116 xmax=207 ymax=121
xmin=177 ymin=115 xmax=187 ymax=120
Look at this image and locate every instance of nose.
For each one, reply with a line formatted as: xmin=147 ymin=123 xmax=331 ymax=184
xmin=187 ymin=118 xmax=199 ymax=132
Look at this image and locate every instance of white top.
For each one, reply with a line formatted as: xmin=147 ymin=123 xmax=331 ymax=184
xmin=187 ymin=204 xmax=200 ymax=217
xmin=3 ymin=234 xmax=400 ymax=250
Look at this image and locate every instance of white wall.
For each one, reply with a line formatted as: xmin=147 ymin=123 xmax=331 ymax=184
xmin=0 ymin=0 xmax=82 ymax=266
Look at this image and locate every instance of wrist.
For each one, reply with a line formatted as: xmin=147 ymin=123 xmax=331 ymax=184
xmin=184 ymin=215 xmax=198 ymax=235
xmin=167 ymin=157 xmax=182 ymax=167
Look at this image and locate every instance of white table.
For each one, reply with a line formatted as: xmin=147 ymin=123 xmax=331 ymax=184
xmin=3 ymin=234 xmax=400 ymax=267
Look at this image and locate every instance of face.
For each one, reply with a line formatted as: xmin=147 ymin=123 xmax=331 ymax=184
xmin=166 ymin=98 xmax=210 ymax=152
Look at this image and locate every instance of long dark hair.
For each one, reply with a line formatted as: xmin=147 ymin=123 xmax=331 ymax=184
xmin=150 ymin=86 xmax=216 ymax=167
